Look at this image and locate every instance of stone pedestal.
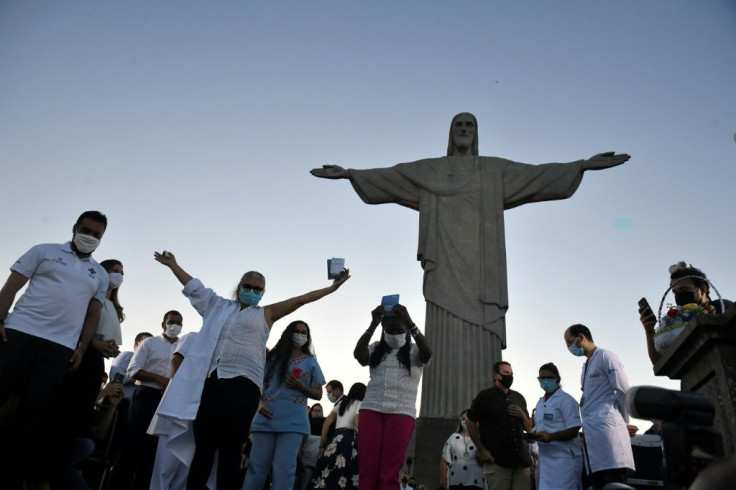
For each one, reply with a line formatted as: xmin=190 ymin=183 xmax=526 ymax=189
xmin=411 ymin=417 xmax=458 ymax=488
xmin=653 ymin=304 xmax=736 ymax=454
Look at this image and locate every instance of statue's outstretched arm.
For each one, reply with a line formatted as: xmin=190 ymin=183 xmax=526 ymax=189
xmin=583 ymin=152 xmax=630 ymax=171
xmin=310 ymin=165 xmax=351 ymax=179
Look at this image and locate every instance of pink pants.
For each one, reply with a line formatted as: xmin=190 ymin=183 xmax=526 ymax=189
xmin=357 ymin=410 xmax=415 ymax=490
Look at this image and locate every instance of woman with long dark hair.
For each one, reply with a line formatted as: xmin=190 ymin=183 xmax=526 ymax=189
xmin=244 ymin=320 xmax=325 ymax=490
xmin=353 ymin=304 xmax=433 ymax=490
xmin=64 ymin=258 xmax=124 ymax=404
xmin=311 ymin=382 xmax=366 ymax=489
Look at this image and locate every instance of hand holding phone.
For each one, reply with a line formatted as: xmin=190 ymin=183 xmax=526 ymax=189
xmin=638 ymin=297 xmax=657 ymax=333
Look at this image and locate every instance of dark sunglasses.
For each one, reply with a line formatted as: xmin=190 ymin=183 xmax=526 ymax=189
xmin=240 ymin=283 xmax=264 ymax=293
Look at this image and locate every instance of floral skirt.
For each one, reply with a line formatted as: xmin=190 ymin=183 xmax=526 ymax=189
xmin=311 ymin=428 xmax=359 ymax=489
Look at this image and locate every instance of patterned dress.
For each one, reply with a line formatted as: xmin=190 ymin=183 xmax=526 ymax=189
xmin=311 ymin=400 xmax=361 ymax=489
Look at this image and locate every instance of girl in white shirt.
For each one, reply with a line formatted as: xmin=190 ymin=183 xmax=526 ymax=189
xmin=311 ymin=382 xmax=366 ymax=489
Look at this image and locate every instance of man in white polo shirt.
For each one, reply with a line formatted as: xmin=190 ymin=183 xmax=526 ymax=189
xmin=109 ymin=310 xmax=183 ymax=490
xmin=0 ymin=210 xmax=109 ymax=488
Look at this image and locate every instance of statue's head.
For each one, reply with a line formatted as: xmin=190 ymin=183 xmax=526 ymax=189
xmin=447 ymin=112 xmax=479 ymax=156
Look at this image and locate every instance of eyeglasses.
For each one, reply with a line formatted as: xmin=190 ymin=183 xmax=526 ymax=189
xmin=538 ymin=376 xmax=557 ymax=380
xmin=240 ymin=283 xmax=264 ymax=293
xmin=565 ymin=335 xmax=578 ymax=347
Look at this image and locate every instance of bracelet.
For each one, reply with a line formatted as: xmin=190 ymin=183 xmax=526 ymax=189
xmin=409 ymin=325 xmax=420 ymax=337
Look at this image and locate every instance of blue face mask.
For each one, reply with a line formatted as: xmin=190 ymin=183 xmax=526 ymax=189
xmin=539 ymin=379 xmax=558 ymax=393
xmin=239 ymin=288 xmax=263 ymax=306
xmin=460 ymin=420 xmax=467 ymax=431
xmin=568 ymin=343 xmax=585 ymax=357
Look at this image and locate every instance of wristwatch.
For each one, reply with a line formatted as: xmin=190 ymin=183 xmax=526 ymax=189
xmin=409 ymin=324 xmax=420 ymax=337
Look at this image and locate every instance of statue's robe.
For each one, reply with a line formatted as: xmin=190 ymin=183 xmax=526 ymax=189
xmin=348 ymin=156 xmax=584 ymax=416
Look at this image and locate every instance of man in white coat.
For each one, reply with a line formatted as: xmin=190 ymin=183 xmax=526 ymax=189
xmin=563 ymin=324 xmax=634 ymax=490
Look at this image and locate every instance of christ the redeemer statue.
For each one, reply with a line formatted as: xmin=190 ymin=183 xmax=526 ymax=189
xmin=311 ymin=112 xmax=629 ymax=417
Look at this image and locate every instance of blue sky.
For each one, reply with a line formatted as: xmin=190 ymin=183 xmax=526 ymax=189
xmin=1 ymin=1 xmax=735 ymax=426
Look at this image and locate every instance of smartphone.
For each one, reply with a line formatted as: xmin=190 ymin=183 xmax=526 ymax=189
xmin=112 ymin=372 xmax=125 ymax=384
xmin=638 ymin=297 xmax=651 ymax=312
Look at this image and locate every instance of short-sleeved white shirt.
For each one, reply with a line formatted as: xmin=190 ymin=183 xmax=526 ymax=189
xmin=533 ymin=388 xmax=583 ymax=457
xmin=6 ymin=242 xmax=108 ymax=350
xmin=360 ymin=342 xmax=427 ymax=417
xmin=96 ymin=298 xmax=123 ymax=345
xmin=127 ymin=335 xmax=178 ymax=389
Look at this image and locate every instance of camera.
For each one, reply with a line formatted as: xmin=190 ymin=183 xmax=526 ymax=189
xmin=627 ymin=386 xmax=723 ymax=488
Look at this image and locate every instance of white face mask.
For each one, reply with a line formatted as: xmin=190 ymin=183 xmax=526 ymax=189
xmin=327 ymin=393 xmax=338 ymax=403
xmin=108 ymin=272 xmax=124 ymax=288
xmin=384 ymin=333 xmax=406 ymax=349
xmin=165 ymin=323 xmax=182 ymax=338
xmin=292 ymin=332 xmax=308 ymax=348
xmin=73 ymin=233 xmax=100 ymax=254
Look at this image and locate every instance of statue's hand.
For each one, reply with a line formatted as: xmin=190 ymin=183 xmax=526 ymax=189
xmin=310 ymin=165 xmax=350 ymax=179
xmin=583 ymin=152 xmax=630 ymax=171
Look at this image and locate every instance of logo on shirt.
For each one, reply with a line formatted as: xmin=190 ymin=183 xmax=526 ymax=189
xmin=88 ymin=267 xmax=97 ymax=279
xmin=52 ymin=257 xmax=68 ymax=266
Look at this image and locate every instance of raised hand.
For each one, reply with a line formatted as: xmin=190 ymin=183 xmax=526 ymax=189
xmin=310 ymin=165 xmax=350 ymax=179
xmin=154 ymin=250 xmax=177 ymax=267
xmin=331 ymin=268 xmax=351 ymax=289
xmin=583 ymin=152 xmax=630 ymax=171
xmin=392 ymin=304 xmax=414 ymax=326
xmin=370 ymin=305 xmax=384 ymax=326
xmin=638 ymin=303 xmax=657 ymax=335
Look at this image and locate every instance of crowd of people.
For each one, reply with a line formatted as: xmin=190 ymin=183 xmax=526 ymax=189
xmin=0 ymin=210 xmax=732 ymax=490
xmin=0 ymin=210 xmax=433 ymax=490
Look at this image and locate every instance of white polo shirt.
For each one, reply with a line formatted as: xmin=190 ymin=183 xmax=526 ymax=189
xmin=5 ymin=242 xmax=108 ymax=350
xmin=127 ymin=334 xmax=179 ymax=389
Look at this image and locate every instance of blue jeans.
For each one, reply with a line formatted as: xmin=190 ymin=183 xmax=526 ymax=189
xmin=244 ymin=432 xmax=305 ymax=490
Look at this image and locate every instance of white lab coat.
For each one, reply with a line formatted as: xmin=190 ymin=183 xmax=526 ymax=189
xmin=148 ymin=279 xmax=242 ymax=466
xmin=579 ymin=348 xmax=635 ymax=473
xmin=533 ymin=387 xmax=583 ymax=490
